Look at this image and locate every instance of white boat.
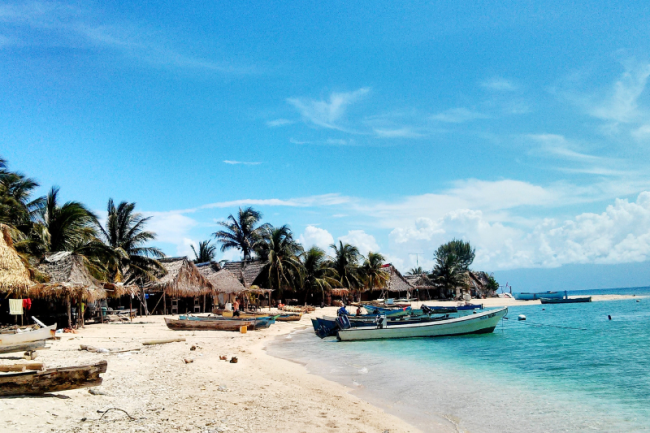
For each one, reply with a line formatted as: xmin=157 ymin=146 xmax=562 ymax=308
xmin=0 ymin=325 xmax=56 ymax=347
xmin=337 ymin=307 xmax=508 ymax=341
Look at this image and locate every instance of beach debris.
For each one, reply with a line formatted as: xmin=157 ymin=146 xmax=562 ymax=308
xmin=142 ymin=338 xmax=186 ymax=346
xmin=79 ymin=345 xmax=109 ymax=353
xmin=190 ymin=345 xmax=197 ymax=351
xmin=88 ymin=388 xmax=108 ymax=396
xmin=98 ymin=407 xmax=136 ymax=421
xmin=229 ymin=357 xmax=238 ymax=364
xmin=183 ymin=358 xmax=194 ymax=364
xmin=217 ymin=385 xmax=228 ymax=392
xmin=0 ymin=363 xmax=43 ymax=372
xmin=518 ymin=314 xmax=526 ymax=321
xmin=219 ymin=355 xmax=227 ymax=361
xmin=0 ymin=360 xmax=107 ymax=396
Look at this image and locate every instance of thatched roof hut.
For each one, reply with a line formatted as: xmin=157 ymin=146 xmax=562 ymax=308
xmin=404 ymin=273 xmax=436 ymax=291
xmin=34 ymin=252 xmax=106 ymax=301
xmin=222 ymin=260 xmax=265 ymax=288
xmin=196 ymin=263 xmax=246 ymax=295
xmin=379 ymin=264 xmax=414 ymax=293
xmin=144 ymin=257 xmax=212 ymax=297
xmin=102 ymin=282 xmax=139 ymax=298
xmin=0 ymin=224 xmax=35 ymax=296
xmin=329 ymin=288 xmax=349 ymax=297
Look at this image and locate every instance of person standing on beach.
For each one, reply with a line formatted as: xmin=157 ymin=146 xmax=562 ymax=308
xmin=233 ymin=298 xmax=240 ymax=317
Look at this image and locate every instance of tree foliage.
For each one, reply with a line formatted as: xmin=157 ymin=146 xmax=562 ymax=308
xmin=360 ymin=251 xmax=389 ymax=291
xmin=255 ymin=225 xmax=303 ymax=296
xmin=213 ymin=207 xmax=270 ymax=261
xmin=328 ymin=241 xmax=362 ymax=292
xmin=191 ymin=240 xmax=216 ymax=263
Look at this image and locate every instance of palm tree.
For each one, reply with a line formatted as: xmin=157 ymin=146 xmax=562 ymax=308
xmin=96 ymin=199 xmax=165 ymax=284
xmin=328 ymin=241 xmax=362 ymax=295
xmin=430 ymin=251 xmax=466 ymax=299
xmin=436 ymin=239 xmax=475 ymax=271
xmin=408 ymin=266 xmax=425 ymax=275
xmin=191 ymin=240 xmax=216 ymax=263
xmin=0 ymin=164 xmax=45 ymax=238
xmin=360 ymin=251 xmax=389 ymax=292
xmin=256 ymin=225 xmax=303 ymax=297
xmin=300 ymin=246 xmax=339 ymax=302
xmin=213 ymin=207 xmax=270 ymax=261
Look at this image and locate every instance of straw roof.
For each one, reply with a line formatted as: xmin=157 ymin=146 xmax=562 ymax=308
xmin=328 ymin=288 xmax=349 ymax=297
xmin=197 ymin=263 xmax=246 ymax=295
xmin=380 ymin=264 xmax=414 ymax=293
xmin=144 ymin=257 xmax=212 ymax=297
xmin=0 ymin=224 xmax=34 ymax=296
xmin=34 ymin=252 xmax=106 ymax=301
xmin=222 ymin=260 xmax=265 ymax=288
xmin=103 ymin=282 xmax=139 ymax=298
xmin=404 ymin=273 xmax=437 ymax=290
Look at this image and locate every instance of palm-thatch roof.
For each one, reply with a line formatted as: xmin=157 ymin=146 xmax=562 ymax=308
xmin=196 ymin=263 xmax=247 ymax=295
xmin=379 ymin=264 xmax=414 ymax=293
xmin=102 ymin=282 xmax=139 ymax=298
xmin=0 ymin=224 xmax=34 ymax=296
xmin=328 ymin=288 xmax=349 ymax=297
xmin=404 ymin=273 xmax=437 ymax=290
xmin=144 ymin=257 xmax=212 ymax=297
xmin=34 ymin=252 xmax=106 ymax=302
xmin=222 ymin=260 xmax=266 ymax=288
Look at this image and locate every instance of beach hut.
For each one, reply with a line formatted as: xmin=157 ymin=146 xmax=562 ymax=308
xmin=34 ymin=252 xmax=106 ymax=328
xmin=196 ymin=263 xmax=245 ymax=307
xmin=143 ymin=257 xmax=212 ymax=315
xmin=369 ymin=264 xmax=414 ymax=301
xmin=221 ymin=260 xmax=266 ymax=288
xmin=404 ymin=274 xmax=438 ymax=300
xmin=0 ymin=224 xmax=34 ymax=298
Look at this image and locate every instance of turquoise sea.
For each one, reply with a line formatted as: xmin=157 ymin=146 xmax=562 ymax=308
xmin=268 ymin=287 xmax=650 ymax=432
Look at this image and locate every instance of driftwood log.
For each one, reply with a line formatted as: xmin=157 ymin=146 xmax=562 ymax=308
xmin=0 ymin=360 xmax=107 ymax=396
xmin=0 ymin=340 xmax=46 ymax=354
xmin=142 ymin=338 xmax=185 ymax=346
xmin=0 ymin=363 xmax=44 ymax=372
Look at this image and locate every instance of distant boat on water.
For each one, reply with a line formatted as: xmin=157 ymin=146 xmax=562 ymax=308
xmin=540 ymin=297 xmax=592 ymax=304
xmin=513 ymin=291 xmax=566 ymax=301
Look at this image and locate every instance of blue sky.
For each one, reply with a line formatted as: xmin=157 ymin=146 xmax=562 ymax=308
xmin=3 ymin=1 xmax=650 ymax=291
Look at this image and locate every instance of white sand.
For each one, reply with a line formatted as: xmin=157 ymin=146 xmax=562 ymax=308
xmin=1 ymin=294 xmax=639 ymax=433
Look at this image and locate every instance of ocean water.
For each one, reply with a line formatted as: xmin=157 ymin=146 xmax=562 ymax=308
xmin=268 ymin=288 xmax=650 ymax=432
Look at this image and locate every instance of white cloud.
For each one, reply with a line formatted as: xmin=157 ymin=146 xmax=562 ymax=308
xmin=287 ymin=88 xmax=370 ymax=130
xmin=373 ymin=127 xmax=424 ymax=138
xmin=223 ymin=160 xmax=262 ymax=165
xmin=430 ymin=107 xmax=488 ymax=123
xmin=144 ymin=211 xmax=198 ymax=258
xmin=266 ymin=119 xmax=294 ymax=127
xmin=299 ymin=226 xmax=334 ymax=251
xmin=589 ymin=62 xmax=650 ymax=124
xmin=481 ymin=77 xmax=518 ymax=92
xmin=338 ymin=230 xmax=380 ymax=256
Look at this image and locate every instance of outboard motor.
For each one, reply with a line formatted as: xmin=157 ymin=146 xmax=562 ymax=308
xmin=375 ymin=314 xmax=387 ymax=329
xmin=336 ymin=315 xmax=352 ymax=330
xmin=421 ymin=305 xmax=432 ymax=315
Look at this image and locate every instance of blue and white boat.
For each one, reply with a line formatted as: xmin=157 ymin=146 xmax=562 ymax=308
xmin=513 ymin=291 xmax=566 ymax=301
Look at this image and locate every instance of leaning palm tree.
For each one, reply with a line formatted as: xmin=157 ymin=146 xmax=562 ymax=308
xmin=213 ymin=207 xmax=270 ymax=261
xmin=96 ymin=199 xmax=165 ymax=284
xmin=328 ymin=241 xmax=362 ymax=295
xmin=360 ymin=251 xmax=389 ymax=292
xmin=300 ymin=246 xmax=339 ymax=302
xmin=191 ymin=240 xmax=216 ymax=263
xmin=256 ymin=225 xmax=303 ymax=297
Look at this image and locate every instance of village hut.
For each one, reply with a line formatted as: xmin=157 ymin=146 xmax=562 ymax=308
xmin=34 ymin=252 xmax=106 ymax=328
xmin=0 ymin=224 xmax=34 ymax=298
xmin=143 ymin=257 xmax=212 ymax=315
xmin=325 ymin=288 xmax=349 ymax=306
xmin=196 ymin=263 xmax=245 ymax=307
xmin=371 ymin=264 xmax=414 ymax=300
xmin=468 ymin=271 xmax=492 ymax=298
xmin=221 ymin=260 xmax=266 ymax=288
xmin=404 ymin=273 xmax=439 ymax=300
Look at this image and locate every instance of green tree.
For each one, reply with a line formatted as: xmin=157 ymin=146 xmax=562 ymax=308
xmin=213 ymin=207 xmax=270 ymax=261
xmin=191 ymin=240 xmax=217 ymax=263
xmin=408 ymin=266 xmax=425 ymax=275
xmin=430 ymin=249 xmax=466 ymax=299
xmin=435 ymin=239 xmax=475 ymax=271
xmin=256 ymin=225 xmax=303 ymax=297
xmin=96 ymin=199 xmax=165 ymax=283
xmin=328 ymin=241 xmax=362 ymax=294
xmin=487 ymin=274 xmax=499 ymax=293
xmin=360 ymin=251 xmax=389 ymax=291
xmin=300 ymin=246 xmax=339 ymax=302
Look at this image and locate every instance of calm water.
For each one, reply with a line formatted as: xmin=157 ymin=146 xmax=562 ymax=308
xmin=268 ymin=288 xmax=650 ymax=432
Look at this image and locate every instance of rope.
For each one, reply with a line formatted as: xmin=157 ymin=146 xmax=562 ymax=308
xmin=503 ymin=316 xmax=587 ymax=331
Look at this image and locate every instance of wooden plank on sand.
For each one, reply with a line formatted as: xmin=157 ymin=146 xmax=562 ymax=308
xmin=0 ymin=360 xmax=108 ymax=396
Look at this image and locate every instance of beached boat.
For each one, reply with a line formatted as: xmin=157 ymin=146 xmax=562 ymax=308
xmin=165 ymin=317 xmax=271 ymax=331
xmin=362 ymin=305 xmax=412 ymax=317
xmin=540 ymin=297 xmax=592 ymax=304
xmin=277 ymin=313 xmax=303 ymax=321
xmin=513 ymin=291 xmax=565 ymax=301
xmin=336 ymin=307 xmax=508 ymax=341
xmin=0 ymin=360 xmax=107 ymax=396
xmin=457 ymin=304 xmax=483 ymax=311
xmin=312 ymin=314 xmax=452 ymax=338
xmin=0 ymin=324 xmax=56 ymax=347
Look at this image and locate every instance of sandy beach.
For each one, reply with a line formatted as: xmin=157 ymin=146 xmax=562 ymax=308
xmin=0 ymin=295 xmax=639 ymax=433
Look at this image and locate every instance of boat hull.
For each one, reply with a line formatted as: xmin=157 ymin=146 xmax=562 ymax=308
xmin=0 ymin=325 xmax=56 ymax=347
xmin=540 ymin=297 xmax=592 ymax=304
xmin=513 ymin=291 xmax=565 ymax=301
xmin=165 ymin=317 xmax=264 ymax=331
xmin=337 ymin=307 xmax=508 ymax=341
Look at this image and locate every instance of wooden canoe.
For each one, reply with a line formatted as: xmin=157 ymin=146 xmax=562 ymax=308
xmin=0 ymin=340 xmax=47 ymax=354
xmin=0 ymin=325 xmax=56 ymax=347
xmin=0 ymin=360 xmax=107 ymax=396
xmin=165 ymin=317 xmax=260 ymax=331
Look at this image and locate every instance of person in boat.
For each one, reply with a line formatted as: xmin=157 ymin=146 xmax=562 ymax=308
xmin=355 ymin=306 xmax=362 ymax=316
xmin=337 ymin=304 xmax=349 ymax=317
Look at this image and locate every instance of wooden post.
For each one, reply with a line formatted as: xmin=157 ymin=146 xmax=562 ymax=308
xmin=129 ymin=295 xmax=133 ymax=323
xmin=203 ymin=294 xmax=206 ymax=313
xmin=163 ymin=292 xmax=167 ymax=315
xmin=141 ymin=287 xmax=149 ymax=316
xmin=66 ymin=295 xmax=72 ymax=329
xmin=79 ymin=294 xmax=84 ymax=328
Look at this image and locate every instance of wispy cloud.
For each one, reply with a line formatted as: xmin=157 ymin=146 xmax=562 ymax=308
xmin=0 ymin=1 xmax=255 ymax=74
xmin=287 ymin=87 xmax=370 ymax=131
xmin=589 ymin=62 xmax=650 ymax=124
xmin=430 ymin=107 xmax=488 ymax=123
xmin=223 ymin=160 xmax=262 ymax=166
xmin=481 ymin=77 xmax=518 ymax=92
xmin=373 ymin=127 xmax=425 ymax=138
xmin=266 ymin=118 xmax=295 ymax=127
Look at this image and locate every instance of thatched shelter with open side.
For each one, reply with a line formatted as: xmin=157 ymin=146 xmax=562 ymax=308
xmin=0 ymin=224 xmax=34 ymax=299
xmin=143 ymin=257 xmax=212 ymax=315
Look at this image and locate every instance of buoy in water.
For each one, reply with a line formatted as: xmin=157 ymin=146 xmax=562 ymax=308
xmin=518 ymin=314 xmax=526 ymax=321
xmin=608 ymin=315 xmax=612 ymax=320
